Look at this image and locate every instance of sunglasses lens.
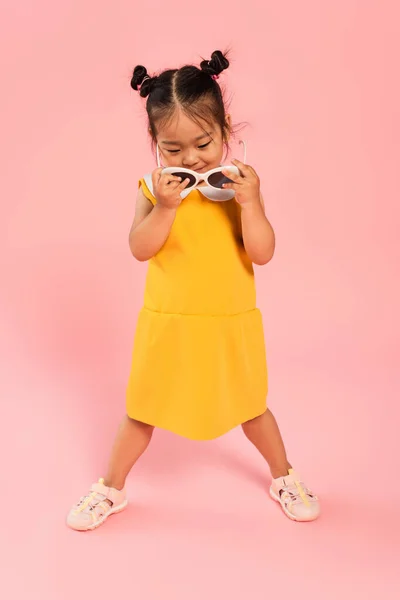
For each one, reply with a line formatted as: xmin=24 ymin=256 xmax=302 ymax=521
xmin=207 ymin=171 xmax=234 ymax=189
xmin=170 ymin=171 xmax=197 ymax=188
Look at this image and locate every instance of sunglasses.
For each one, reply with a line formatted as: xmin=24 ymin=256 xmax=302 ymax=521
xmin=157 ymin=140 xmax=247 ymax=191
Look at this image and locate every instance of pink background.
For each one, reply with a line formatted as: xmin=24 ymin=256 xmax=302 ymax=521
xmin=1 ymin=1 xmax=399 ymax=598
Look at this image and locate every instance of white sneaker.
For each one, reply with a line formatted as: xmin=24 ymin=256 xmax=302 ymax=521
xmin=67 ymin=478 xmax=128 ymax=531
xmin=270 ymin=469 xmax=320 ymax=522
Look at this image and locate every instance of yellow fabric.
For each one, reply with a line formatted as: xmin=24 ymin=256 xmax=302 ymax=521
xmin=126 ymin=178 xmax=268 ymax=440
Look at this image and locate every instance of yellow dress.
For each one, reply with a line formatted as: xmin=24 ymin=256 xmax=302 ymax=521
xmin=126 ymin=177 xmax=268 ymax=440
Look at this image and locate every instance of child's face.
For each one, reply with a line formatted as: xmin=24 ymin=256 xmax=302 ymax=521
xmin=155 ymin=109 xmax=227 ymax=173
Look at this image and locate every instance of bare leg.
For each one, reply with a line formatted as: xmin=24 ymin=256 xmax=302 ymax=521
xmin=242 ymin=409 xmax=292 ymax=479
xmin=103 ymin=415 xmax=154 ymax=490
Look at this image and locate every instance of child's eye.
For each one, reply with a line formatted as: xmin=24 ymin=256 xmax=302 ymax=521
xmin=167 ymin=149 xmax=180 ymax=154
xmin=198 ymin=142 xmax=211 ymax=149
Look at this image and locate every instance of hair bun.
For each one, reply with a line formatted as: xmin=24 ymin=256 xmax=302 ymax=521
xmin=130 ymin=65 xmax=155 ymax=98
xmin=200 ymin=50 xmax=229 ymax=78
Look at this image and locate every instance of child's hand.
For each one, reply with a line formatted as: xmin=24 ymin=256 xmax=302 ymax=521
xmin=222 ymin=160 xmax=261 ymax=207
xmin=152 ymin=168 xmax=190 ymax=210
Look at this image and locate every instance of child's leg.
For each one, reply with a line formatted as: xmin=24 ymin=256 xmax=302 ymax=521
xmin=67 ymin=416 xmax=154 ymax=531
xmin=242 ymin=409 xmax=291 ymax=478
xmin=67 ymin=415 xmax=153 ymax=531
xmin=103 ymin=415 xmax=154 ymax=490
xmin=242 ymin=410 xmax=320 ymax=521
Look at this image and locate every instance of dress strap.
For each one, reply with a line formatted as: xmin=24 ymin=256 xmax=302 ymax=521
xmin=139 ymin=174 xmax=157 ymax=205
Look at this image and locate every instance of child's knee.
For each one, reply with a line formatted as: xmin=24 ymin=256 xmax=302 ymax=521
xmin=241 ymin=411 xmax=267 ymax=435
xmin=126 ymin=415 xmax=155 ymax=433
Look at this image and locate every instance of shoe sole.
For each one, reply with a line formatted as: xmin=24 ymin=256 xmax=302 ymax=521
xmin=269 ymin=488 xmax=319 ymax=522
xmin=67 ymin=500 xmax=128 ymax=532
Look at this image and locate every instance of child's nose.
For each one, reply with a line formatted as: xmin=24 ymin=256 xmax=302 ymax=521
xmin=182 ymin=150 xmax=198 ymax=168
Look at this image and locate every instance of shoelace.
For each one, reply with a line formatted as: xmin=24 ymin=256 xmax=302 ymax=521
xmin=75 ymin=492 xmax=107 ymax=514
xmin=282 ymin=480 xmax=315 ymax=507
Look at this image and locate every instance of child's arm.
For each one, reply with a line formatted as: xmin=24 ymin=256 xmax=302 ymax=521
xmin=128 ymin=187 xmax=177 ymax=261
xmin=129 ymin=170 xmax=189 ymax=262
xmin=240 ymin=194 xmax=275 ymax=265
xmin=222 ymin=161 xmax=275 ymax=266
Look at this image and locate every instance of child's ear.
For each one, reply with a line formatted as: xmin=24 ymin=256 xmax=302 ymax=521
xmin=224 ymin=114 xmax=232 ymax=141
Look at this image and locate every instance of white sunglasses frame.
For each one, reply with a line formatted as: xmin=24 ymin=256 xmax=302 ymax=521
xmin=156 ymin=140 xmax=247 ymax=190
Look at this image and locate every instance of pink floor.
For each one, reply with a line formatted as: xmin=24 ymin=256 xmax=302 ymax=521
xmin=2 ymin=1 xmax=400 ymax=597
xmin=2 ymin=350 xmax=399 ymax=599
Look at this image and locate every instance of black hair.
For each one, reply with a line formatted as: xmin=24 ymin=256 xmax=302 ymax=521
xmin=130 ymin=50 xmax=231 ymax=143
